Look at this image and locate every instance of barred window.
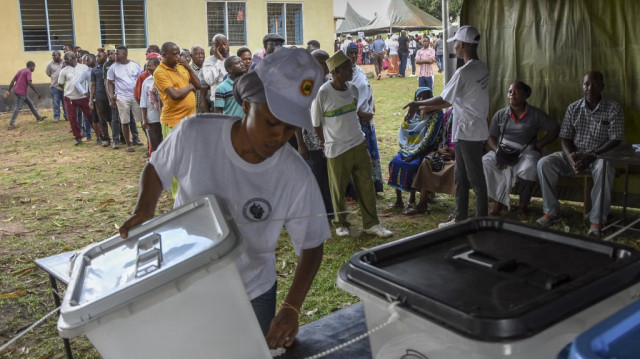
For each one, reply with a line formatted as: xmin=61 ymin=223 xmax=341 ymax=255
xmin=207 ymin=1 xmax=247 ymax=47
xmin=19 ymin=0 xmax=74 ymax=52
xmin=266 ymin=3 xmax=303 ymax=45
xmin=98 ymin=0 xmax=147 ymax=48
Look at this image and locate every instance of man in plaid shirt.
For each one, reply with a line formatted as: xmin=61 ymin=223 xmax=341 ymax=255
xmin=536 ymin=71 xmax=624 ymax=235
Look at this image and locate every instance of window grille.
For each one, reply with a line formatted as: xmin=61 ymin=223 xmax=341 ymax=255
xmin=266 ymin=2 xmax=303 ymax=45
xmin=98 ymin=0 xmax=147 ymax=48
xmin=207 ymin=1 xmax=247 ymax=47
xmin=19 ymin=0 xmax=74 ymax=52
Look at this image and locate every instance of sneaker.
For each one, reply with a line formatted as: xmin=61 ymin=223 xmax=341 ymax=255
xmin=112 ymin=142 xmax=120 ymax=149
xmin=335 ymin=227 xmax=350 ymax=237
xmin=54 ymin=118 xmax=60 ymax=123
xmin=536 ymin=214 xmax=561 ymax=227
xmin=37 ymin=116 xmax=46 ymax=122
xmin=7 ymin=124 xmax=16 ymax=130
xmin=133 ymin=140 xmax=144 ymax=146
xmin=364 ymin=224 xmax=393 ymax=238
xmin=96 ymin=139 xmax=102 ymax=145
xmin=438 ymin=218 xmax=457 ymax=228
xmin=74 ymin=139 xmax=83 ymax=146
xmin=102 ymin=140 xmax=110 ymax=147
xmin=587 ymin=223 xmax=600 ymax=236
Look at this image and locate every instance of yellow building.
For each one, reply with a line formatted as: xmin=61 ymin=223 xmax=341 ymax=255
xmin=2 ymin=0 xmax=334 ymax=88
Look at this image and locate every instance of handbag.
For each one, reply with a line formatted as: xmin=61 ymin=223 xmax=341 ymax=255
xmin=494 ymin=119 xmax=533 ymax=167
xmin=382 ymin=58 xmax=389 ymax=70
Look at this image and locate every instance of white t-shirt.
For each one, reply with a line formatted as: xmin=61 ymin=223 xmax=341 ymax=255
xmin=149 ymin=115 xmax=330 ymax=300
xmin=311 ymin=82 xmax=365 ymax=158
xmin=140 ymin=76 xmax=160 ymax=124
xmin=106 ymin=61 xmax=142 ymax=99
xmin=350 ymin=65 xmax=374 ymax=113
xmin=440 ymin=59 xmax=489 ymax=141
xmin=58 ymin=64 xmax=89 ymax=100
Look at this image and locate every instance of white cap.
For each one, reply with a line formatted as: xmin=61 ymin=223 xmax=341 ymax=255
xmin=447 ymin=25 xmax=481 ymax=44
xmin=254 ymin=48 xmax=324 ymax=131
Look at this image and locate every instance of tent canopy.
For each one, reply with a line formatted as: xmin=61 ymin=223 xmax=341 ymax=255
xmin=336 ymin=2 xmax=371 ymax=34
xmin=354 ymin=0 xmax=442 ymax=34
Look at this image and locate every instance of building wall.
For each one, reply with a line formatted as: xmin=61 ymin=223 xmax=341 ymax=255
xmin=1 ymin=0 xmax=334 ymax=89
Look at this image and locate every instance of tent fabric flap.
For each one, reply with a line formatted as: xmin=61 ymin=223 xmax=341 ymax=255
xmin=336 ymin=2 xmax=371 ymax=34
xmin=356 ymin=0 xmax=442 ymax=33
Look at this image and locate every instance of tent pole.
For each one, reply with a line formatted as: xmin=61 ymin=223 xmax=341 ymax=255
xmin=442 ymin=0 xmax=451 ymax=85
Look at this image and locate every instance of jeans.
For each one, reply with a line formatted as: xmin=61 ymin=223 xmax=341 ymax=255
xmin=108 ymin=104 xmax=122 ymax=144
xmin=410 ymin=53 xmax=416 ymax=75
xmin=51 ymin=87 xmax=67 ymax=120
xmin=94 ymin=97 xmax=112 ymax=142
xmin=10 ymin=94 xmax=41 ymax=126
xmin=454 ymin=140 xmax=488 ymax=220
xmin=436 ymin=54 xmax=444 ymax=71
xmin=77 ymin=108 xmax=92 ymax=139
xmin=250 ymin=281 xmax=277 ymax=336
xmin=399 ymin=52 xmax=409 ymax=77
xmin=418 ymin=76 xmax=433 ymax=90
xmin=373 ymin=52 xmax=384 ymax=76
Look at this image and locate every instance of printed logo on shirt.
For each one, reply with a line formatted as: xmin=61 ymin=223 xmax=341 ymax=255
xmin=323 ymin=100 xmax=357 ymax=118
xmin=242 ymin=198 xmax=272 ymax=222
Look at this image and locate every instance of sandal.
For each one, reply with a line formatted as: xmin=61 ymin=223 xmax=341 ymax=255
xmin=403 ymin=206 xmax=429 ymax=216
xmin=126 ymin=146 xmax=135 ymax=152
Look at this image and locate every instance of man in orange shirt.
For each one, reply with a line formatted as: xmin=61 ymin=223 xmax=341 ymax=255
xmin=153 ymin=42 xmax=200 ymax=134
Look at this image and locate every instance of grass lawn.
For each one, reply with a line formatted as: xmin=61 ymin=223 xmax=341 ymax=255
xmin=1 ymin=66 xmax=638 ymax=358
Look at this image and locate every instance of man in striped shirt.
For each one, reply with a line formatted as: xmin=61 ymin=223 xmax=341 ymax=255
xmin=214 ymin=56 xmax=246 ymax=117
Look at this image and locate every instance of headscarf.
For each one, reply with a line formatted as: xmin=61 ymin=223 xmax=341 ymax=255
xmin=414 ymin=87 xmax=433 ymax=101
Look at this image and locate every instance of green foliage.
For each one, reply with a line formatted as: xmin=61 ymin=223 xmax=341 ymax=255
xmin=408 ymin=0 xmax=463 ymax=23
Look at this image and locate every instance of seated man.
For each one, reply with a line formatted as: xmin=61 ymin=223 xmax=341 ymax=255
xmin=483 ymin=81 xmax=559 ymax=216
xmin=312 ymin=51 xmax=392 ymax=238
xmin=536 ymin=71 xmax=624 ymax=235
xmin=119 ymin=48 xmax=329 ymax=348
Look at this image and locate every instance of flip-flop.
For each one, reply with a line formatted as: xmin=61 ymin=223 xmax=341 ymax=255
xmin=403 ymin=206 xmax=429 ymax=216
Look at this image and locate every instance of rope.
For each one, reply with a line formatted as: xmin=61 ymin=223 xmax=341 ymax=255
xmin=300 ymin=301 xmax=401 ymax=359
xmin=0 ymin=306 xmax=61 ymax=352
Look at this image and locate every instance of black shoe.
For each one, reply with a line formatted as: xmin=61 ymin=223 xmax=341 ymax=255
xmin=75 ymin=139 xmax=83 ymax=146
xmin=133 ymin=140 xmax=143 ymax=146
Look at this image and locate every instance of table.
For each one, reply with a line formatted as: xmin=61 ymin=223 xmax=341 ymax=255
xmin=597 ymin=144 xmax=640 ymax=240
xmin=35 ymin=251 xmax=371 ymax=359
xmin=34 ymin=250 xmax=76 ymax=359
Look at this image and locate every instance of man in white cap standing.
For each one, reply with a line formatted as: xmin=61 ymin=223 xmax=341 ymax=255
xmin=119 ymin=48 xmax=329 ymax=349
xmin=312 ymin=50 xmax=393 ymax=238
xmin=403 ymin=25 xmax=490 ymax=227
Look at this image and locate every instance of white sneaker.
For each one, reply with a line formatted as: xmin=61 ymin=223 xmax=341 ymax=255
xmin=364 ymin=224 xmax=393 ymax=238
xmin=335 ymin=227 xmax=350 ymax=237
xmin=438 ymin=219 xmax=457 ymax=228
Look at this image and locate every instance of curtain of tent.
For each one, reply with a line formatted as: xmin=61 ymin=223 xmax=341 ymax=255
xmin=460 ymin=0 xmax=640 ymax=144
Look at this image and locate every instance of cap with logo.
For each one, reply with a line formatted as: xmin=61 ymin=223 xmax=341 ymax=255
xmin=238 ymin=48 xmax=324 ymax=131
xmin=447 ymin=25 xmax=481 ymax=44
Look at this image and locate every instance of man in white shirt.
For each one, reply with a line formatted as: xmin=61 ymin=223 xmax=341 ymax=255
xmin=119 ymin=48 xmax=329 ymax=349
xmin=403 ymin=26 xmax=490 ymax=226
xmin=107 ymin=46 xmax=143 ymax=152
xmin=58 ymin=51 xmax=92 ymax=145
xmin=199 ymin=34 xmax=229 ymax=112
xmin=312 ymin=51 xmax=393 ymax=238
